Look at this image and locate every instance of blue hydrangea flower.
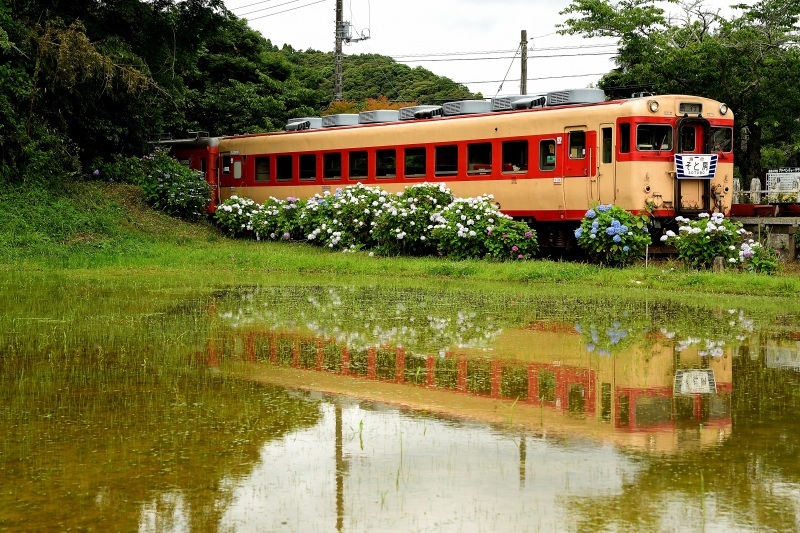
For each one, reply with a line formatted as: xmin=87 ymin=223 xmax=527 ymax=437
xmin=574 ymin=227 xmax=584 ymax=238
xmin=585 ymin=209 xmax=596 ymax=219
xmin=613 ymin=234 xmax=622 ymax=242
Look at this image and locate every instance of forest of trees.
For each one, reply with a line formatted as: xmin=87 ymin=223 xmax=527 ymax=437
xmin=1 ymin=0 xmax=799 ymax=187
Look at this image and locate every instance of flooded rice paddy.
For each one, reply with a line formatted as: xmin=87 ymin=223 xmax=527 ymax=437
xmin=2 ymin=272 xmax=800 ymax=532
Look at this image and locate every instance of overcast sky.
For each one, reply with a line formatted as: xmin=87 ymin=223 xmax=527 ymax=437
xmin=224 ymin=0 xmax=753 ymax=99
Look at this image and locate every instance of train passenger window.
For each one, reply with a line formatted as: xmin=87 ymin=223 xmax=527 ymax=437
xmin=349 ymin=151 xmax=368 ymax=180
xmin=221 ymin=154 xmax=232 ymax=174
xmin=620 ymin=123 xmax=631 ymax=153
xmin=569 ymin=131 xmax=586 ymax=159
xmin=323 ymin=153 xmax=341 ymax=180
xmin=637 ymin=124 xmax=672 ymax=151
xmin=233 ymin=160 xmax=242 ymax=179
xmin=299 ymin=154 xmax=316 ymax=181
xmin=602 ymin=128 xmax=612 ymax=164
xmin=376 ymin=149 xmax=396 ymax=178
xmin=710 ymin=127 xmax=733 ymax=152
xmin=435 ymin=145 xmax=458 ymax=176
xmin=680 ymin=126 xmax=696 ymax=151
xmin=502 ymin=140 xmax=528 ymax=173
xmin=404 ymin=147 xmax=426 ymax=177
xmin=255 ymin=157 xmax=271 ymax=182
xmin=467 ymin=142 xmax=492 ymax=174
xmin=276 ymin=155 xmax=292 ymax=182
xmin=539 ymin=140 xmax=556 ymax=171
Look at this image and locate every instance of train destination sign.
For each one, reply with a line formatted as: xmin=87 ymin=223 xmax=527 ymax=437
xmin=675 ymin=154 xmax=718 ymax=179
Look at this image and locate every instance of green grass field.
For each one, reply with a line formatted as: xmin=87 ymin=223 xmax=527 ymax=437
xmin=2 ymin=180 xmax=799 ymax=303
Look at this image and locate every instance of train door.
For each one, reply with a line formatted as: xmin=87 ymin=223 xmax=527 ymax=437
xmin=218 ymin=151 xmax=243 ymax=201
xmin=598 ymin=124 xmax=616 ymax=204
xmin=563 ymin=128 xmax=596 ymax=216
xmin=676 ymin=119 xmax=712 ymax=212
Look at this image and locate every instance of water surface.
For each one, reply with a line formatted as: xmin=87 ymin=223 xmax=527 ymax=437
xmin=2 ymin=275 xmax=799 ymax=532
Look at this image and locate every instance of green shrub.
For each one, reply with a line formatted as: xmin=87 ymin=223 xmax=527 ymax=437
xmin=574 ymin=204 xmax=651 ymax=266
xmin=139 ymin=148 xmax=210 ymax=220
xmin=660 ymin=213 xmax=746 ymax=269
xmin=431 ymin=194 xmax=538 ymax=260
xmin=214 ymin=196 xmax=261 ymax=237
xmin=371 ymin=182 xmax=454 ymax=256
xmin=250 ymin=196 xmax=305 ymax=241
xmin=738 ymin=239 xmax=779 ymax=274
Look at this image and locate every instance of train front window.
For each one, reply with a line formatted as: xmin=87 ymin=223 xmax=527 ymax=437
xmin=255 ymin=156 xmax=270 ymax=182
xmin=299 ymin=154 xmax=316 ymax=181
xmin=404 ymin=147 xmax=426 ymax=177
xmin=276 ymin=155 xmax=292 ymax=182
xmin=435 ymin=145 xmax=458 ymax=176
xmin=376 ymin=149 xmax=396 ymax=178
xmin=467 ymin=142 xmax=492 ymax=174
xmin=349 ymin=151 xmax=368 ymax=180
xmin=502 ymin=140 xmax=528 ymax=172
xmin=637 ymin=124 xmax=673 ymax=151
xmin=710 ymin=127 xmax=733 ymax=152
xmin=323 ymin=153 xmax=341 ymax=180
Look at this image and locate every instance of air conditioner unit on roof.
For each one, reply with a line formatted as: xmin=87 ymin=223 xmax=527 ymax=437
xmin=322 ymin=114 xmax=360 ymax=127
xmin=442 ymin=100 xmax=492 ymax=116
xmin=359 ymin=110 xmax=400 ymax=124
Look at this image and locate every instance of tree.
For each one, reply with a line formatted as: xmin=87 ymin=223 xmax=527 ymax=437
xmin=558 ymin=0 xmax=800 ymax=184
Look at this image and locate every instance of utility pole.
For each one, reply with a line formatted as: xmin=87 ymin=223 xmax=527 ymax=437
xmin=334 ymin=0 xmax=369 ymax=102
xmin=520 ymin=30 xmax=527 ymax=95
xmin=334 ymin=0 xmax=344 ymax=101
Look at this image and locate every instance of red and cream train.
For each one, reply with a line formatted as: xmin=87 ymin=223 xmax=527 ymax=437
xmin=161 ymin=89 xmax=735 ymax=247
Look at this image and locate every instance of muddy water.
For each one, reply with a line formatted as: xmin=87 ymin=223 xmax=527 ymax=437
xmin=2 ymin=276 xmax=800 ymax=532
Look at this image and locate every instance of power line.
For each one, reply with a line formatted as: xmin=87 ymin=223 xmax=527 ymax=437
xmin=390 ymin=43 xmax=618 ymax=59
xmin=459 ymin=72 xmax=609 ymax=86
xmin=242 ymin=0 xmax=328 ymax=21
xmin=394 ymin=51 xmax=616 ymax=63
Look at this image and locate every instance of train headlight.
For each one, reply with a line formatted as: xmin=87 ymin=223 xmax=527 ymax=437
xmin=648 ymin=100 xmax=659 ymax=113
xmin=719 ymin=103 xmax=729 ymax=115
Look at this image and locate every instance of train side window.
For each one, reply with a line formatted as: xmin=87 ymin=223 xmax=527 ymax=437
xmin=323 ymin=153 xmax=341 ymax=180
xmin=376 ymin=149 xmax=396 ymax=178
xmin=637 ymin=124 xmax=672 ymax=151
xmin=620 ymin=123 xmax=631 ymax=153
xmin=569 ymin=131 xmax=586 ymax=159
xmin=276 ymin=155 xmax=292 ymax=182
xmin=435 ymin=145 xmax=458 ymax=176
xmin=233 ymin=159 xmax=242 ymax=179
xmin=602 ymin=127 xmax=613 ymax=164
xmin=680 ymin=126 xmax=696 ymax=151
xmin=710 ymin=127 xmax=733 ymax=152
xmin=467 ymin=142 xmax=492 ymax=174
xmin=502 ymin=140 xmax=528 ymax=173
xmin=299 ymin=154 xmax=316 ymax=181
xmin=200 ymin=158 xmax=206 ymax=173
xmin=221 ymin=154 xmax=232 ymax=175
xmin=349 ymin=151 xmax=368 ymax=180
xmin=255 ymin=156 xmax=271 ymax=182
xmin=404 ymin=147 xmax=426 ymax=177
xmin=539 ymin=140 xmax=556 ymax=171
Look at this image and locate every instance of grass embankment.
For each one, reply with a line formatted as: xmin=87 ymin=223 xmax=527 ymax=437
xmin=2 ymin=180 xmax=799 ymax=302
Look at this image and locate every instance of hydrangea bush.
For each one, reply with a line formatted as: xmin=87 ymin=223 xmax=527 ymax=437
xmin=298 ymin=183 xmax=386 ymax=250
xmin=371 ymin=182 xmax=454 ymax=256
xmin=574 ymin=204 xmax=651 ymax=266
xmin=738 ymin=238 xmax=779 ymax=274
xmin=250 ymin=197 xmax=305 ymax=241
xmin=660 ymin=213 xmax=747 ymax=269
xmin=431 ymin=194 xmax=538 ymax=260
xmin=139 ymin=147 xmax=211 ymax=220
xmin=214 ymin=196 xmax=261 ymax=236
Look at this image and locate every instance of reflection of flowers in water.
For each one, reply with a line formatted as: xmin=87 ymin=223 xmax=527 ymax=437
xmin=670 ymin=334 xmax=725 ymax=357
xmin=216 ymin=286 xmax=503 ymax=353
xmin=574 ymin=319 xmax=631 ymax=356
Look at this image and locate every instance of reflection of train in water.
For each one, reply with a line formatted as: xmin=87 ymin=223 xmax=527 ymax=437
xmin=206 ymin=320 xmax=732 ymax=453
xmin=162 ymin=90 xmax=735 ymax=247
